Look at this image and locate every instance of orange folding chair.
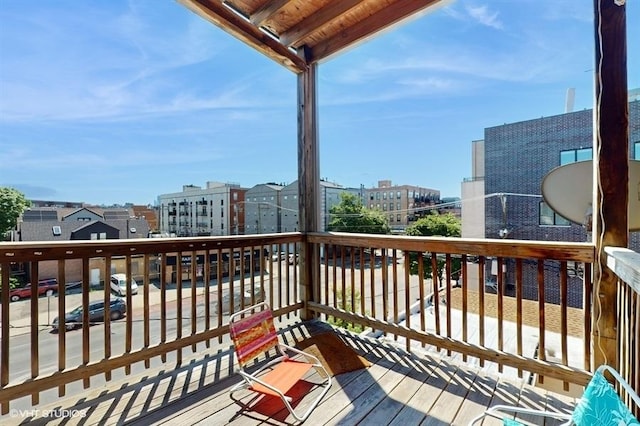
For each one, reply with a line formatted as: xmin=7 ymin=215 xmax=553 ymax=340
xmin=229 ymin=302 xmax=332 ymax=422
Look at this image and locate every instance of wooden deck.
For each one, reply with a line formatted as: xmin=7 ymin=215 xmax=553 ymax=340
xmin=17 ymin=320 xmax=577 ymax=426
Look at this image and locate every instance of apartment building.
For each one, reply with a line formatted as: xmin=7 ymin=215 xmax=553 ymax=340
xmin=279 ymin=180 xmax=363 ymax=233
xmin=243 ymin=183 xmax=284 ymax=234
xmin=157 ymin=182 xmax=246 ymax=237
xmin=461 ymin=98 xmax=640 ymax=306
xmin=241 ymin=180 xmax=364 ymax=234
xmin=364 ymin=180 xmax=440 ymax=233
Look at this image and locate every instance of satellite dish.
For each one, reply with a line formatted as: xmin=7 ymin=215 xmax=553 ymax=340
xmin=541 ymin=160 xmax=640 ymax=231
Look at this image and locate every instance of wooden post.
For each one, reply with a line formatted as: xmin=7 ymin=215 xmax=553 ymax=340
xmin=592 ymin=0 xmax=628 ymax=371
xmin=297 ymin=60 xmax=320 ymax=320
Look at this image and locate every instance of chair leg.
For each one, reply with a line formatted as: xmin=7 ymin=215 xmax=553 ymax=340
xmin=284 ymin=376 xmax=332 ymax=422
xmin=230 ymin=371 xmax=332 ymax=423
xmin=229 ymin=376 xmax=252 ymax=394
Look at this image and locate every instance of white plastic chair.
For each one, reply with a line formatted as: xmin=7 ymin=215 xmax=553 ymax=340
xmin=469 ymin=365 xmax=640 ymax=425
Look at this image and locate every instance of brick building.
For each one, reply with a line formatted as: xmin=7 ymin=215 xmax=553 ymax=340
xmin=462 ymin=98 xmax=640 ymax=307
xmin=364 ymin=180 xmax=440 ymax=233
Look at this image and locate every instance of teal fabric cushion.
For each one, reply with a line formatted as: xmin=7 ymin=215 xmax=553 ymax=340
xmin=502 ymin=418 xmax=523 ymax=426
xmin=572 ymin=371 xmax=640 ymax=425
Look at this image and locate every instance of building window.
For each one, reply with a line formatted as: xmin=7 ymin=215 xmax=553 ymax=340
xmin=560 ymin=147 xmax=592 ymax=165
xmin=389 ymin=203 xmax=394 ymax=211
xmin=375 ymin=192 xmax=380 ymax=200
xmin=396 ymin=214 xmax=401 ymax=222
xmin=383 ymin=192 xmax=387 ymax=200
xmin=539 ymin=202 xmax=571 ymax=226
xmin=382 ymin=203 xmax=387 ymax=211
xmin=396 ymin=191 xmax=401 ymax=199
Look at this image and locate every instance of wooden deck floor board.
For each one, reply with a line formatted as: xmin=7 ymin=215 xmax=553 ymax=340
xmin=299 ymin=356 xmax=396 ymax=424
xmin=514 ymin=384 xmax=554 ymax=425
xmin=14 ymin=320 xmax=579 ymax=426
xmin=388 ymin=358 xmax=457 ymax=426
xmin=422 ymin=365 xmax=479 ymax=426
xmin=330 ymin=357 xmax=413 ymax=425
xmin=452 ymin=371 xmax=499 ymax=425
xmin=359 ymin=354 xmax=435 ymax=426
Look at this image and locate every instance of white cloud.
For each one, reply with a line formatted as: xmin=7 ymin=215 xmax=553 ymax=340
xmin=466 ymin=4 xmax=504 ymax=30
xmin=441 ymin=2 xmax=504 ymax=30
xmin=0 ymin=2 xmax=291 ymax=123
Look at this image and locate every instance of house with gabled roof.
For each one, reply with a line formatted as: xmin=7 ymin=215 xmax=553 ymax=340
xmin=12 ymin=207 xmax=152 ymax=286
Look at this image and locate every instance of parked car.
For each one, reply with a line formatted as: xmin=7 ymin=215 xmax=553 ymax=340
xmin=52 ymin=298 xmax=127 ymax=331
xmin=271 ymin=251 xmax=287 ymax=262
xmin=8 ymin=279 xmax=58 ymax=302
xmin=110 ymin=273 xmax=138 ymax=296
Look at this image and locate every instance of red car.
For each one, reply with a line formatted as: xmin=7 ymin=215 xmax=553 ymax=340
xmin=8 ymin=279 xmax=58 ymax=302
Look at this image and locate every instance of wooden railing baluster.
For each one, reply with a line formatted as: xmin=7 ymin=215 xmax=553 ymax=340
xmin=497 ymin=256 xmax=504 ymax=373
xmin=537 ymin=259 xmax=545 ymax=384
xmin=0 ymin=233 xmax=601 ymax=412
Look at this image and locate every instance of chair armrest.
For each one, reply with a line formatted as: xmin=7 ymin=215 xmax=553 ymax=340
xmin=280 ymin=343 xmax=323 ymax=366
xmin=238 ymin=370 xmax=292 ymax=401
xmin=468 ymin=405 xmax=572 ymax=426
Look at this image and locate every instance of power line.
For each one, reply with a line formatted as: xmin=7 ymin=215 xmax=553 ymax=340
xmin=329 ymin=192 xmax=542 ymax=218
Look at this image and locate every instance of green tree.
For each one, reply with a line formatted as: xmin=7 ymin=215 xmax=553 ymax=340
xmin=328 ymin=193 xmax=390 ymax=234
xmin=0 ymin=187 xmax=30 ymax=239
xmin=0 ymin=275 xmax=20 ymax=291
xmin=406 ymin=212 xmax=462 ymax=281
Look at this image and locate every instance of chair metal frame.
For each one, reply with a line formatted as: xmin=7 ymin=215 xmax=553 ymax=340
xmin=228 ymin=302 xmax=332 ymax=422
xmin=469 ymin=364 xmax=640 ymax=425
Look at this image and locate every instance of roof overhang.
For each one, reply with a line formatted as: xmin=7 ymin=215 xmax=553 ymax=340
xmin=178 ymin=0 xmax=446 ymax=73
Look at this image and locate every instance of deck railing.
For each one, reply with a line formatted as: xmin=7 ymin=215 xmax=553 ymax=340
xmin=307 ymin=232 xmax=595 ymax=388
xmin=0 ymin=233 xmax=303 ymax=414
xmin=1 ymin=232 xmax=599 ymax=413
xmin=605 ymin=246 xmax=640 ymax=417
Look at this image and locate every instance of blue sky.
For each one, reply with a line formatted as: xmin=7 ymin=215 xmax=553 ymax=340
xmin=1 ymin=1 xmax=638 ymax=206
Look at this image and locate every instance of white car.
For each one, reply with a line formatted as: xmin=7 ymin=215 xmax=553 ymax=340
xmin=110 ymin=274 xmax=138 ymax=296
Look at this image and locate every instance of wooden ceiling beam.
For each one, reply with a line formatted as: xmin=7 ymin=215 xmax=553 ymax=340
xmin=250 ymin=0 xmax=292 ymax=27
xmin=279 ymin=0 xmax=363 ymax=48
xmin=309 ymin=0 xmax=440 ymax=63
xmin=178 ymin=0 xmax=307 ymax=73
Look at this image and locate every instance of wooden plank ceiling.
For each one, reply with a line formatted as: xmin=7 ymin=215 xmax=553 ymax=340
xmin=178 ymin=0 xmax=444 ymax=73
